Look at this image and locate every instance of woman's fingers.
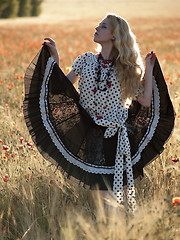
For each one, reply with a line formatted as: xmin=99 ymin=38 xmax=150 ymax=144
xmin=145 ymin=51 xmax=157 ymax=68
xmin=145 ymin=51 xmax=156 ymax=62
xmin=43 ymin=37 xmax=56 ymax=46
xmin=44 ymin=37 xmax=54 ymax=42
xmin=152 ymin=53 xmax=156 ymax=59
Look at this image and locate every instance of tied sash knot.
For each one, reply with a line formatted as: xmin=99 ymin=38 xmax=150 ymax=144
xmin=104 ymin=123 xmax=137 ymax=212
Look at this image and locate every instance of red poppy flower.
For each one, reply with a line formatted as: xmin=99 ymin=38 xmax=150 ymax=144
xmin=20 ymin=137 xmax=24 ymax=142
xmin=50 ymin=180 xmax=53 ymax=184
xmin=3 ymin=175 xmax=9 ymax=182
xmin=0 ymin=139 xmax=3 ymax=144
xmin=2 ymin=145 xmax=10 ymax=151
xmin=26 ymin=142 xmax=33 ymax=148
xmin=172 ymin=197 xmax=180 ymax=206
xmin=171 ymin=158 xmax=179 ymax=162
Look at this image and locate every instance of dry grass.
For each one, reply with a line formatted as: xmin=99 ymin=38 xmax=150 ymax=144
xmin=0 ymin=14 xmax=180 ymax=240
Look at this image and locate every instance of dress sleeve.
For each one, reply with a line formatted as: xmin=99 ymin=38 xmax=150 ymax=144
xmin=72 ymin=53 xmax=87 ymax=76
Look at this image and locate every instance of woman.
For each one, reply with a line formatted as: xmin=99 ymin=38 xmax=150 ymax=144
xmin=23 ymin=14 xmax=175 ymax=212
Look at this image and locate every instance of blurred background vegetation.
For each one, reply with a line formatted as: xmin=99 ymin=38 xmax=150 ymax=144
xmin=0 ymin=0 xmax=44 ymax=18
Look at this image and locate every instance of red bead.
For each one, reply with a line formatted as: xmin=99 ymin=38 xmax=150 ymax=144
xmin=108 ymin=81 xmax=111 ymax=88
xmin=93 ymin=87 xmax=97 ymax=94
xmin=97 ymin=116 xmax=103 ymax=120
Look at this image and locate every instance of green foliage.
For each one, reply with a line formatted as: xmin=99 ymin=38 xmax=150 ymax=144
xmin=18 ymin=0 xmax=32 ymax=17
xmin=0 ymin=0 xmax=44 ymax=18
xmin=0 ymin=0 xmax=19 ymax=18
xmin=0 ymin=0 xmax=9 ymax=16
xmin=31 ymin=0 xmax=43 ymax=16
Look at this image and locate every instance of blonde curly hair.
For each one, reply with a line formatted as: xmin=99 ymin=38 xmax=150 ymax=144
xmin=106 ymin=13 xmax=144 ymax=101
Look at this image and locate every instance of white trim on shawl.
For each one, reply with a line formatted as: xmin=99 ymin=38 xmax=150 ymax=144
xmin=39 ymin=57 xmax=160 ymax=174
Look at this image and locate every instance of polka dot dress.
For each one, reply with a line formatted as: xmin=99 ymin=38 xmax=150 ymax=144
xmin=72 ymin=52 xmax=136 ymax=211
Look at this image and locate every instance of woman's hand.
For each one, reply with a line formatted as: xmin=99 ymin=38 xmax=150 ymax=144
xmin=145 ymin=51 xmax=156 ymax=70
xmin=43 ymin=37 xmax=60 ymax=65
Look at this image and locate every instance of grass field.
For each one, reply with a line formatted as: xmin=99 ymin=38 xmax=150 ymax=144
xmin=0 ymin=1 xmax=180 ymax=239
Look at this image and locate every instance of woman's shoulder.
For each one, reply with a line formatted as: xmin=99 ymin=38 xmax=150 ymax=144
xmin=78 ymin=52 xmax=98 ymax=63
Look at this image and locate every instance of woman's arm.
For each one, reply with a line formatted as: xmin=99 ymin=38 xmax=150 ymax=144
xmin=43 ymin=38 xmax=78 ymax=84
xmin=66 ymin=70 xmax=79 ymax=84
xmin=43 ymin=37 xmax=60 ymax=65
xmin=137 ymin=51 xmax=156 ymax=107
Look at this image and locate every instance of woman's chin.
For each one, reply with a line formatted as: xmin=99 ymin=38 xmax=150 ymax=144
xmin=93 ymin=34 xmax=99 ymax=42
xmin=93 ymin=38 xmax=99 ymax=44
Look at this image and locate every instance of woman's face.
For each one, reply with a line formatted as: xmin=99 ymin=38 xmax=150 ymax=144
xmin=94 ymin=18 xmax=114 ymax=45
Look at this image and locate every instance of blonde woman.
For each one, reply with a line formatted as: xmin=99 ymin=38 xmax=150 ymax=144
xmin=23 ymin=14 xmax=174 ymax=212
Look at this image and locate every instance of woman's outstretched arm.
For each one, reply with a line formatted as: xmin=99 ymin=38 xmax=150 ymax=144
xmin=66 ymin=70 xmax=79 ymax=84
xmin=43 ymin=38 xmax=60 ymax=65
xmin=43 ymin=37 xmax=78 ymax=84
xmin=137 ymin=51 xmax=156 ymax=107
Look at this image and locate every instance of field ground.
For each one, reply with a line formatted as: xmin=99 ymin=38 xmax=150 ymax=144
xmin=0 ymin=1 xmax=180 ymax=239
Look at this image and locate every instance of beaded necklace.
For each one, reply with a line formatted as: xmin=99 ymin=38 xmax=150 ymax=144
xmin=95 ymin=53 xmax=114 ymax=91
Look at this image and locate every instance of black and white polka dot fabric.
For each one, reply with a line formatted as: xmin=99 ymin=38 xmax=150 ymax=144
xmin=72 ymin=52 xmax=136 ymax=211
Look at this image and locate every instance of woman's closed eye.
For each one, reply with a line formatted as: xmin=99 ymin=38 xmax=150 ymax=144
xmin=97 ymin=23 xmax=107 ymax=29
xmin=100 ymin=23 xmax=107 ymax=28
xmin=102 ymin=25 xmax=107 ymax=29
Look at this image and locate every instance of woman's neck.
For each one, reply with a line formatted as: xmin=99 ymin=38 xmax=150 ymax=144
xmin=100 ymin=45 xmax=116 ymax=60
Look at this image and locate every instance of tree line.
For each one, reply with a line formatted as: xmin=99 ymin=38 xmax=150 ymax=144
xmin=0 ymin=0 xmax=44 ymax=18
